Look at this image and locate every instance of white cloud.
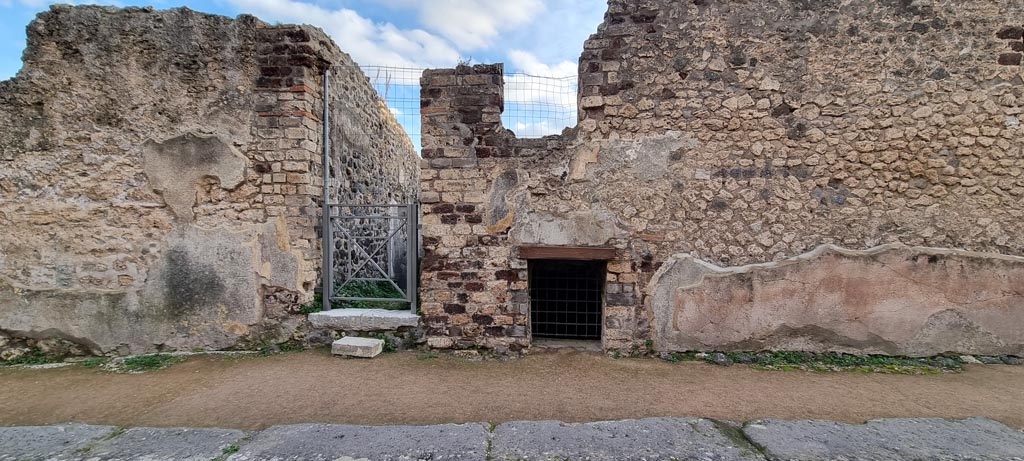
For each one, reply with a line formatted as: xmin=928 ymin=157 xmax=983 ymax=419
xmin=378 ymin=0 xmax=544 ymax=50
xmin=417 ymin=0 xmax=543 ymax=50
xmin=507 ymin=49 xmax=576 ymax=77
xmin=227 ymin=0 xmax=459 ymax=68
xmin=510 ymin=119 xmax=574 ymax=137
xmin=503 ymin=50 xmax=578 ymax=137
xmin=2 ymin=0 xmax=101 ymax=6
xmin=497 ymin=0 xmax=605 ymax=66
xmin=504 ymin=50 xmax=577 ymax=110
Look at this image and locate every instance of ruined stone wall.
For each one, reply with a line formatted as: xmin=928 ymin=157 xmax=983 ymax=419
xmin=419 ymin=64 xmax=650 ymax=352
xmin=0 ymin=5 xmax=417 ymax=357
xmin=328 ymin=67 xmax=418 ymax=206
xmin=421 ymin=0 xmax=1024 ymax=355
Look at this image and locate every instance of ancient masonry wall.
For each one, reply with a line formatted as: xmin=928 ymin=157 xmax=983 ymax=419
xmin=420 ymin=0 xmax=1024 ymax=355
xmin=0 ymin=5 xmax=417 ymax=358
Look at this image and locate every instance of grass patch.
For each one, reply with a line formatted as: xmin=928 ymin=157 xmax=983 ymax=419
xmin=369 ymin=333 xmax=398 ymax=353
xmin=0 ymin=347 xmax=62 ymax=366
xmin=257 ymin=342 xmax=305 ymax=357
xmin=336 ymin=281 xmax=408 ymax=310
xmin=79 ymin=357 xmax=110 ymax=369
xmin=301 ymin=281 xmax=410 ymax=312
xmin=661 ymin=350 xmax=963 ymax=374
xmin=741 ymin=351 xmax=962 ymax=374
xmin=119 ymin=354 xmax=183 ymax=372
xmin=299 ymin=291 xmax=324 ymax=314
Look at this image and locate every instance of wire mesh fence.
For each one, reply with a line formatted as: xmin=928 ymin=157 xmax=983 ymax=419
xmin=356 ymin=65 xmax=578 ymax=150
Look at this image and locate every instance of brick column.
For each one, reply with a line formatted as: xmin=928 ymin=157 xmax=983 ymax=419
xmin=252 ymin=26 xmax=328 ymax=311
xmin=418 ymin=64 xmax=529 ymax=353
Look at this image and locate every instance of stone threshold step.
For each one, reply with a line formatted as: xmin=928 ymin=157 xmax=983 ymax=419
xmin=308 ymin=308 xmax=419 ymax=331
xmin=331 ymin=337 xmax=384 ymax=358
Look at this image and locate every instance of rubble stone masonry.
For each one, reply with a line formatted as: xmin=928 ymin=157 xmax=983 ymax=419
xmin=421 ymin=0 xmax=1024 ymax=355
xmin=0 ymin=5 xmax=416 ymax=356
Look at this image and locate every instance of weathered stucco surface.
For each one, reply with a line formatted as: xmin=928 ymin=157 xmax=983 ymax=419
xmin=0 ymin=5 xmax=417 ymax=355
xmin=419 ymin=0 xmax=1024 ymax=354
xmin=650 ymin=245 xmax=1024 ymax=356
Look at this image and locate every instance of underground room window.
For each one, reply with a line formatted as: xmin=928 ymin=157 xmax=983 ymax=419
xmin=528 ymin=259 xmax=605 ymax=340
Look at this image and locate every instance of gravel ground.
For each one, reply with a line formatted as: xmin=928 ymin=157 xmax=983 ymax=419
xmin=0 ymin=348 xmax=1022 ymax=430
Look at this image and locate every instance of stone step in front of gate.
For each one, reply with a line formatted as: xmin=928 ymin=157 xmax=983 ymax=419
xmin=332 ymin=337 xmax=384 ymax=358
xmin=309 ymin=308 xmax=420 ymax=331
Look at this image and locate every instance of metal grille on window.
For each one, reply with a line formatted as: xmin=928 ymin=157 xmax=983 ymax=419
xmin=529 ymin=260 xmax=604 ymax=340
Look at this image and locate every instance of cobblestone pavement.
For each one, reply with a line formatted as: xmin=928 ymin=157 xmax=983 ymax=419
xmin=3 ymin=417 xmax=1024 ymax=461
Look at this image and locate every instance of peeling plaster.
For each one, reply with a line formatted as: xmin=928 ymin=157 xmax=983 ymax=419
xmin=648 ymin=244 xmax=1024 ymax=356
xmin=142 ymin=133 xmax=247 ymax=222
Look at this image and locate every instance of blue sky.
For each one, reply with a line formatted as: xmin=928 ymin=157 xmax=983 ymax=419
xmin=0 ymin=0 xmax=606 ymax=80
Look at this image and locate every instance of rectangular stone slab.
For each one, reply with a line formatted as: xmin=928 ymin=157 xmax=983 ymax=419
xmin=0 ymin=423 xmax=117 ymax=460
xmin=309 ymin=308 xmax=419 ymax=331
xmin=230 ymin=423 xmax=490 ymax=460
xmin=742 ymin=417 xmax=1024 ymax=461
xmin=331 ymin=337 xmax=384 ymax=357
xmin=491 ymin=417 xmax=764 ymax=461
xmin=72 ymin=427 xmax=246 ymax=460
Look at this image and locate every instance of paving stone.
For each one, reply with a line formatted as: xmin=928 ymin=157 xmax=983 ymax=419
xmin=228 ymin=423 xmax=490 ymax=461
xmin=0 ymin=423 xmax=116 ymax=461
xmin=309 ymin=308 xmax=420 ymax=331
xmin=490 ymin=417 xmax=764 ymax=461
xmin=742 ymin=417 xmax=1024 ymax=461
xmin=66 ymin=427 xmax=246 ymax=461
xmin=331 ymin=337 xmax=384 ymax=357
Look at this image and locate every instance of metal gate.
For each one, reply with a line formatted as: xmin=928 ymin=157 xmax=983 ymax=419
xmin=321 ymin=203 xmax=418 ymax=312
xmin=318 ymin=68 xmax=417 ymax=312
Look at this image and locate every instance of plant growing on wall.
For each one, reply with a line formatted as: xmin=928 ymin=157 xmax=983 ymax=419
xmin=301 ymin=281 xmax=409 ymax=312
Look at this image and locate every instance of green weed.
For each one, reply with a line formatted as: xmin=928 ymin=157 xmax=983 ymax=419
xmin=79 ymin=357 xmax=110 ymax=369
xmin=120 ymin=354 xmax=182 ymax=372
xmin=299 ymin=291 xmax=324 ymax=314
xmin=0 ymin=348 xmax=61 ymax=366
xmin=370 ymin=333 xmax=397 ymax=353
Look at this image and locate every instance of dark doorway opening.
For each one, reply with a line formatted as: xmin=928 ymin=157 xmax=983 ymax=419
xmin=529 ymin=259 xmax=605 ymax=340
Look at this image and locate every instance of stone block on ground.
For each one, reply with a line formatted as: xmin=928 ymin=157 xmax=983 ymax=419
xmin=309 ymin=308 xmax=419 ymax=331
xmin=742 ymin=417 xmax=1024 ymax=461
xmin=331 ymin=337 xmax=384 ymax=358
xmin=490 ymin=417 xmax=764 ymax=461
xmin=71 ymin=427 xmax=246 ymax=460
xmin=0 ymin=423 xmax=116 ymax=460
xmin=228 ymin=423 xmax=490 ymax=461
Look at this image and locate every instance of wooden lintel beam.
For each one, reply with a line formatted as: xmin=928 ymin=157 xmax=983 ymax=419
xmin=517 ymin=245 xmax=617 ymax=261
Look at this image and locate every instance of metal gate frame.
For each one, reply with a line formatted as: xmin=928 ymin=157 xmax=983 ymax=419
xmin=321 ymin=203 xmax=418 ymax=312
xmin=319 ymin=68 xmax=418 ymax=312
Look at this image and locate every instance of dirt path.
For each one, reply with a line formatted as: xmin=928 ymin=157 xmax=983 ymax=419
xmin=1 ymin=349 xmax=1022 ymax=430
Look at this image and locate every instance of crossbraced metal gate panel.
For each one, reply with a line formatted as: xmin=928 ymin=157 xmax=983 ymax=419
xmin=318 ymin=68 xmax=417 ymax=312
xmin=321 ymin=203 xmax=418 ymax=311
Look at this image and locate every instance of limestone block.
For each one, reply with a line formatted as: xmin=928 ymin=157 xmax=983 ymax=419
xmin=309 ymin=308 xmax=420 ymax=331
xmin=332 ymin=337 xmax=384 ymax=358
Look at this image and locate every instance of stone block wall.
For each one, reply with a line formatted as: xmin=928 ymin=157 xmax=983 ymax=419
xmin=0 ymin=5 xmax=417 ymax=357
xmin=419 ymin=65 xmax=531 ymax=352
xmin=419 ymin=65 xmax=649 ymax=352
xmin=421 ymin=0 xmax=1024 ymax=356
